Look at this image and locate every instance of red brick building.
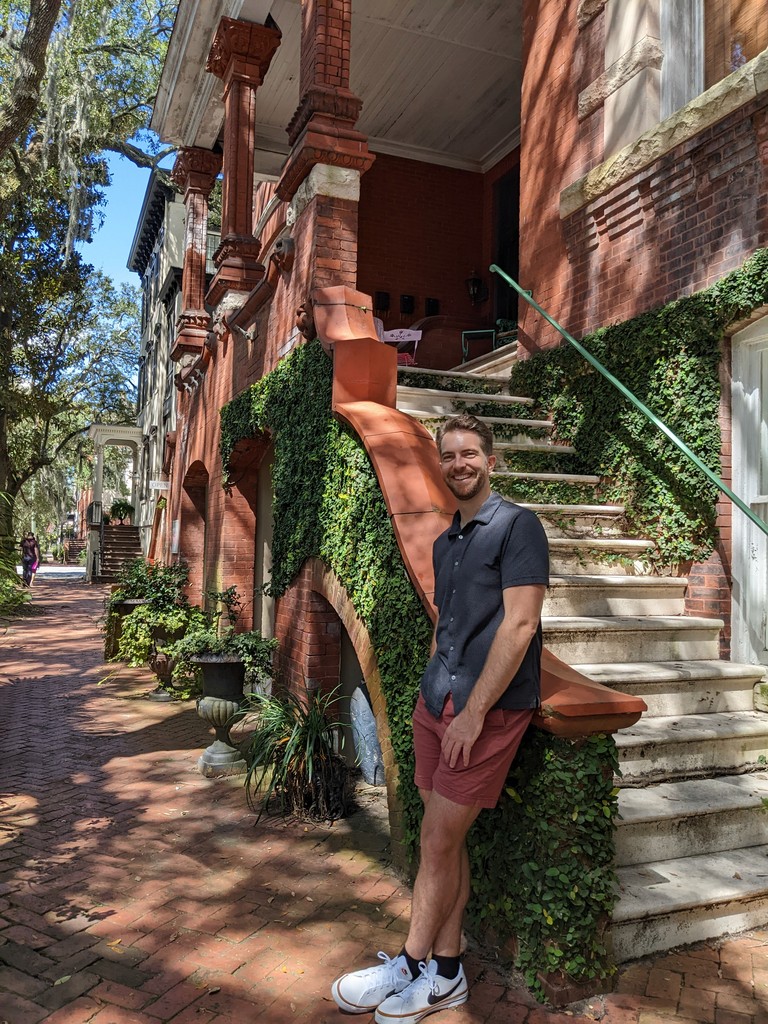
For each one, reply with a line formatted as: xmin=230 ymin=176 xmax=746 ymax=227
xmin=146 ymin=0 xmax=768 ymax=963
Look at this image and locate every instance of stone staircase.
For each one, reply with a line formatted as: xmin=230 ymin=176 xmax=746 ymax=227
xmin=98 ymin=524 xmax=142 ymax=582
xmin=397 ymin=352 xmax=768 ymax=963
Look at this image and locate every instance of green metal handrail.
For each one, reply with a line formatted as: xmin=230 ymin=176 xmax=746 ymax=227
xmin=490 ymin=263 xmax=768 ymax=539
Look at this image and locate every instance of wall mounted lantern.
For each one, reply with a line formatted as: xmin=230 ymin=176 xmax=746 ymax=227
xmin=465 ymin=272 xmax=486 ymax=305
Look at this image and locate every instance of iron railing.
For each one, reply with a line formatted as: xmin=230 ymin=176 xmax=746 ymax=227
xmin=490 ymin=263 xmax=768 ymax=539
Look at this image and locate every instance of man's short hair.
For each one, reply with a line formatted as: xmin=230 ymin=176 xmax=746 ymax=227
xmin=436 ymin=414 xmax=494 ymax=457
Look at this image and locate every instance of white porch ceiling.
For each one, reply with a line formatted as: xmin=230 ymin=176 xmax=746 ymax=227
xmin=152 ymin=0 xmax=522 ymax=176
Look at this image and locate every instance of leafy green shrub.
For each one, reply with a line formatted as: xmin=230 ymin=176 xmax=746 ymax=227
xmin=0 ymin=574 xmax=27 ymax=616
xmin=116 ymin=602 xmax=207 ymax=667
xmin=239 ymin=686 xmax=348 ymax=822
xmin=107 ymin=558 xmax=190 ymax=611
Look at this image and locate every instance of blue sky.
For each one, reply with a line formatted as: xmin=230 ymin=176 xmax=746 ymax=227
xmin=78 ymin=152 xmax=157 ymax=288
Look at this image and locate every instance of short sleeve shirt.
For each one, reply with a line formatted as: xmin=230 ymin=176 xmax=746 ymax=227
xmin=420 ymin=492 xmax=549 ymax=717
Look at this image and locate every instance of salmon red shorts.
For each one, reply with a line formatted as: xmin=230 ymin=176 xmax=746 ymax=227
xmin=413 ymin=693 xmax=534 ymax=809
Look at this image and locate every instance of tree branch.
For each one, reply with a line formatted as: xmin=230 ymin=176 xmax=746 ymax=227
xmin=0 ymin=0 xmax=63 ymax=160
xmin=105 ymin=139 xmax=176 ymax=172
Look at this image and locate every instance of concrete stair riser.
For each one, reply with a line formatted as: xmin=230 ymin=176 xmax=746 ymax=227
xmin=544 ymin=577 xmax=686 ymax=617
xmin=615 ymin=773 xmax=768 ymax=864
xmin=611 ymin=892 xmax=768 ymax=963
xmin=542 ymin=618 xmax=722 ymax=664
xmin=597 ymin=677 xmax=758 ymax=717
xmin=611 ymin=845 xmax=768 ymax=962
xmin=616 ymin=711 xmax=768 ymax=783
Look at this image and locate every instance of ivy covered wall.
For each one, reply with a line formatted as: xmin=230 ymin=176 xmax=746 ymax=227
xmin=508 ymin=248 xmax=768 ymax=568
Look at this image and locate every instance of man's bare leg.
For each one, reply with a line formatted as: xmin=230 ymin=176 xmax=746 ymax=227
xmin=403 ymin=791 xmax=481 ymax=961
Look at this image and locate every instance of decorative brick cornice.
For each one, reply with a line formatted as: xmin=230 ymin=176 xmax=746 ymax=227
xmin=287 ymin=85 xmax=364 ymax=145
xmin=171 ymin=147 xmax=222 ymax=195
xmin=277 ymin=121 xmax=374 ymax=202
xmin=213 ymin=234 xmax=262 ymax=267
xmin=206 ymin=17 xmax=281 ymax=86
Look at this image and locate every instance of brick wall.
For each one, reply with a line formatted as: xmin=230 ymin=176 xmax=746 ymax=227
xmin=517 ymin=4 xmax=768 ymax=646
xmin=357 ymin=153 xmax=485 ymax=328
xmin=274 ymin=583 xmax=341 ymax=694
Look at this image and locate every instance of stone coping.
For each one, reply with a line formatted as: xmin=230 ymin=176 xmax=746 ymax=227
xmin=560 ymin=48 xmax=768 ymax=218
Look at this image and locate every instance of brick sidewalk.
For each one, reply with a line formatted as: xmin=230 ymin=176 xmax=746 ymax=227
xmin=0 ymin=581 xmax=766 ymax=1024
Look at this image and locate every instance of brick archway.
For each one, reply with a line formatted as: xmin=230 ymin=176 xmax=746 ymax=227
xmin=180 ymin=461 xmax=209 ymax=604
xmin=274 ymin=557 xmax=406 ymax=863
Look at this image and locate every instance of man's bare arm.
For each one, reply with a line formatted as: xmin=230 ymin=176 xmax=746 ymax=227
xmin=440 ymin=584 xmax=545 ymax=769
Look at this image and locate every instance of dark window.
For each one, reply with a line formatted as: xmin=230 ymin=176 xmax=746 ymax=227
xmin=492 ymin=166 xmax=520 ymax=322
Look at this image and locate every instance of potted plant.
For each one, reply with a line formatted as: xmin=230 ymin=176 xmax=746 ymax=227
xmin=103 ymin=558 xmax=190 ymax=663
xmin=165 ymin=587 xmax=278 ymax=777
xmin=238 ymin=686 xmax=349 ymax=823
xmin=108 ymin=498 xmax=134 ymax=524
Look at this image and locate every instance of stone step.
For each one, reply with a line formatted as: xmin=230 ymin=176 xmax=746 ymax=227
xmin=520 ymin=503 xmax=625 ymax=515
xmin=453 ymin=342 xmax=519 ymax=377
xmin=495 ymin=440 xmax=577 ymax=455
xmin=547 ymin=539 xmax=656 ymax=572
xmin=397 ymin=386 xmax=535 ymax=410
xmin=410 ymin=413 xmax=554 ymax=430
xmin=576 ymin=660 xmax=764 ymax=716
xmin=491 ymin=470 xmax=601 ymax=484
xmin=614 ymin=710 xmax=768 ymax=784
xmin=398 ymin=366 xmax=507 ymax=386
xmin=611 ymin=844 xmax=768 ymax=962
xmin=528 ymin=509 xmax=628 ymax=540
xmin=542 ymin=615 xmax=722 ymax=663
xmin=543 ymin=575 xmax=687 ymax=617
xmin=615 ymin=772 xmax=768 ymax=867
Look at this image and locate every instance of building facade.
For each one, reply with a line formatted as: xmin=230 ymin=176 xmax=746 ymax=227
xmin=128 ymin=173 xmax=186 ymax=556
xmin=146 ymin=0 xmax=768 ymax=966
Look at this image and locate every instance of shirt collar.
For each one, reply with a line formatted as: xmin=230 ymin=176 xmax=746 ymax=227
xmin=448 ymin=491 xmax=503 ymax=536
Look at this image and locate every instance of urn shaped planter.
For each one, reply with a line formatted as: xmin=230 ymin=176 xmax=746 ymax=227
xmin=193 ymin=655 xmax=247 ymax=778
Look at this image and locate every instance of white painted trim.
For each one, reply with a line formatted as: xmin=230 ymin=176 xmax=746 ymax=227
xmin=732 ymin=316 xmax=768 ymax=665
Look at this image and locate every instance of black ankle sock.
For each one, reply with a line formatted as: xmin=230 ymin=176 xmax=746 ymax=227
xmin=431 ymin=954 xmax=461 ymax=980
xmin=400 ymin=948 xmax=422 ymax=979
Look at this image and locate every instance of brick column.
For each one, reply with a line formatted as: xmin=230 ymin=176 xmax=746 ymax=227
xmin=276 ymin=0 xmax=374 ymax=201
xmin=170 ymin=147 xmax=222 ymax=360
xmin=206 ymin=17 xmax=282 ymax=305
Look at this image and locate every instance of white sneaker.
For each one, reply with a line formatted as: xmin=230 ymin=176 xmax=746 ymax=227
xmin=374 ymin=960 xmax=468 ymax=1024
xmin=331 ymin=952 xmax=414 ymax=1013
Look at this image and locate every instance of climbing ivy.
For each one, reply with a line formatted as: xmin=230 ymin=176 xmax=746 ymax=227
xmin=468 ymin=732 xmax=619 ymax=997
xmin=508 ymin=248 xmax=768 ymax=566
xmin=220 ymin=339 xmax=620 ymax=997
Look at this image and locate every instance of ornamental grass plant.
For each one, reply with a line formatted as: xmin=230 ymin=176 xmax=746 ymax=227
xmin=239 ymin=685 xmax=349 ymax=823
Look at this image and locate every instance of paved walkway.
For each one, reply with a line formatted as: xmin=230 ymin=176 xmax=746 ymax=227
xmin=1 ymin=581 xmax=766 ymax=1024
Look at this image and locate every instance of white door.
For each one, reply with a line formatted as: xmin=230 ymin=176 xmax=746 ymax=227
xmin=732 ymin=316 xmax=768 ymax=666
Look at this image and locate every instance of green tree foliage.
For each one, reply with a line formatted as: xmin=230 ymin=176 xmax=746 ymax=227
xmin=0 ymin=1 xmax=176 ymax=553
xmin=0 ymin=1 xmax=177 ymax=236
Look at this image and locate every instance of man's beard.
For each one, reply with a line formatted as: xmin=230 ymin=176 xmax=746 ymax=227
xmin=445 ymin=468 xmax=488 ymax=501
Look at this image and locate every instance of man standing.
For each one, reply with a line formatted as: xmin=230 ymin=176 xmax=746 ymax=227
xmin=332 ymin=413 xmax=549 ymax=1023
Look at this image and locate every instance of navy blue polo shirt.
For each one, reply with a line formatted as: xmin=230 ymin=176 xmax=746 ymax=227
xmin=420 ymin=491 xmax=549 ymax=717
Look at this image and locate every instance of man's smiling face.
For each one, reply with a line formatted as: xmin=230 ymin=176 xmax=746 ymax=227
xmin=438 ymin=429 xmax=496 ymax=502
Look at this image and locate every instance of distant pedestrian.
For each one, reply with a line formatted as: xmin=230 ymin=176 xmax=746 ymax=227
xmin=20 ymin=532 xmax=41 ymax=586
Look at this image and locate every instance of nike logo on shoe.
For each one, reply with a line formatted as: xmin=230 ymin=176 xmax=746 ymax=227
xmin=427 ymin=977 xmax=464 ymax=1005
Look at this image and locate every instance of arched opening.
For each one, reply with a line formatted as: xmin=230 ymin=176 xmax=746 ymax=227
xmin=180 ymin=461 xmax=209 ymax=604
xmin=273 ymin=558 xmax=405 ymax=865
xmin=226 ymin=435 xmax=270 ymax=633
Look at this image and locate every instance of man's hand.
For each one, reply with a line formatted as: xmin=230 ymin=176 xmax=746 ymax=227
xmin=441 ymin=707 xmax=485 ymax=768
